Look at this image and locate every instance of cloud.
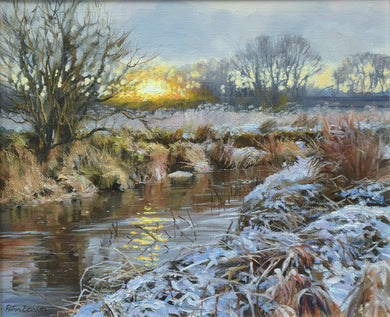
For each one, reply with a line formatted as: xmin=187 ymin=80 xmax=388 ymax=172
xmin=100 ymin=1 xmax=390 ymax=64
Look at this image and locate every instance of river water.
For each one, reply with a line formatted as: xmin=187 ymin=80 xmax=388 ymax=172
xmin=0 ymin=166 xmax=269 ymax=316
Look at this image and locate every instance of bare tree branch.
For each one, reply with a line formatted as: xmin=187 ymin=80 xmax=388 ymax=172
xmin=233 ymin=35 xmax=321 ymax=106
xmin=0 ymin=0 xmax=152 ymax=162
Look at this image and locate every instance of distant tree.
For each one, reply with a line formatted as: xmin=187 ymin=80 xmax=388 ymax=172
xmin=333 ymin=52 xmax=390 ymax=95
xmin=193 ymin=58 xmax=235 ymax=98
xmin=233 ymin=35 xmax=321 ymax=106
xmin=0 ymin=0 xmax=149 ymax=162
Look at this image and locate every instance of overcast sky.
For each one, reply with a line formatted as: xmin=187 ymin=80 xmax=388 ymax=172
xmin=98 ymin=0 xmax=389 ymax=65
xmin=1 ymin=1 xmax=388 ymax=65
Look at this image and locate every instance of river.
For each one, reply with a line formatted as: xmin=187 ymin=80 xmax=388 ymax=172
xmin=0 ymin=166 xmax=269 ymax=316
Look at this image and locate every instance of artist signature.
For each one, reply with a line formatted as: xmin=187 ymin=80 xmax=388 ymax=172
xmin=2 ymin=304 xmax=50 ymax=314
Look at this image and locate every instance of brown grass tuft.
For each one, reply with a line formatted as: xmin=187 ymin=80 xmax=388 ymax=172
xmin=193 ymin=125 xmax=216 ymax=143
xmin=206 ymin=140 xmax=236 ymax=169
xmin=268 ymin=269 xmax=338 ymax=317
xmin=314 ymin=113 xmax=390 ymax=185
xmin=168 ymin=141 xmax=209 ymax=172
xmin=344 ymin=261 xmax=390 ymax=317
xmin=0 ymin=139 xmax=57 ymax=203
xmin=260 ymin=135 xmax=302 ymax=169
xmin=291 ymin=113 xmax=319 ymax=130
xmin=258 ymin=119 xmax=278 ymax=133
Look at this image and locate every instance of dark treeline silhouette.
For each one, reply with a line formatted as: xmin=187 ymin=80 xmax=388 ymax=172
xmin=192 ymin=42 xmax=389 ymax=109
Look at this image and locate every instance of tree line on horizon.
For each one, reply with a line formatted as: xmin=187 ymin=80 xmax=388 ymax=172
xmin=110 ymin=45 xmax=390 ymax=111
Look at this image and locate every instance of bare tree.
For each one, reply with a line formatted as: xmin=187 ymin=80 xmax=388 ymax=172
xmin=233 ymin=35 xmax=321 ymax=107
xmin=333 ymin=52 xmax=390 ymax=95
xmin=0 ymin=0 xmax=150 ymax=162
xmin=193 ymin=58 xmax=235 ymax=98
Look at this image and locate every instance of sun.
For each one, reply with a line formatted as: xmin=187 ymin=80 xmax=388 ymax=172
xmin=137 ymin=79 xmax=170 ymax=100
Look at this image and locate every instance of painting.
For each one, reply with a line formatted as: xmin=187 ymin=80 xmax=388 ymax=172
xmin=0 ymin=1 xmax=389 ymax=316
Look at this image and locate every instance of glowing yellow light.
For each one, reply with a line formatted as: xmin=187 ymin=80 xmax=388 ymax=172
xmin=138 ymin=79 xmax=169 ymax=99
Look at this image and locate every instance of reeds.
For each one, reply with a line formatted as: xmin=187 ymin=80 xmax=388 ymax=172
xmin=291 ymin=113 xmax=319 ymax=130
xmin=316 ymin=113 xmax=389 ymax=185
xmin=260 ymin=135 xmax=302 ymax=169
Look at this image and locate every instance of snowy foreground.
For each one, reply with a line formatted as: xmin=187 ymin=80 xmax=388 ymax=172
xmin=75 ymin=158 xmax=390 ymax=316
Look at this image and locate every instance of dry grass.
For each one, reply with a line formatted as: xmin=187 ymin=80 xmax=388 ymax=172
xmin=314 ymin=113 xmax=390 ymax=186
xmin=152 ymin=127 xmax=184 ymax=145
xmin=291 ymin=113 xmax=319 ymax=130
xmin=228 ymin=131 xmax=261 ymax=148
xmin=206 ymin=140 xmax=237 ymax=169
xmin=260 ymin=135 xmax=302 ymax=169
xmin=344 ymin=261 xmax=390 ymax=317
xmin=59 ymin=139 xmax=133 ymax=191
xmin=193 ymin=124 xmax=216 ymax=143
xmin=168 ymin=141 xmax=209 ymax=172
xmin=258 ymin=119 xmax=278 ymax=133
xmin=79 ymin=227 xmax=340 ymax=316
xmin=228 ymin=233 xmax=337 ymax=316
xmin=0 ymin=136 xmax=58 ymax=203
xmin=268 ymin=269 xmax=337 ymax=317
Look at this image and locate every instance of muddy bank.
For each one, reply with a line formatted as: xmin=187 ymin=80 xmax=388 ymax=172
xmin=0 ymin=128 xmax=316 ymax=207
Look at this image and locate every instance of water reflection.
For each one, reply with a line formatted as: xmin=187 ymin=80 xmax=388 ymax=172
xmin=0 ymin=166 xmax=268 ymax=315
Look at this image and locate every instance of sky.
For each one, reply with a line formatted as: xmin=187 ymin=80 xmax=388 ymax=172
xmin=97 ymin=0 xmax=390 ymax=66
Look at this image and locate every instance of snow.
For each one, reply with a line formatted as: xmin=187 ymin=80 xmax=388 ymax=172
xmin=74 ymin=156 xmax=390 ymax=316
xmin=167 ymin=171 xmax=193 ymax=179
xmin=245 ymin=157 xmax=314 ymax=203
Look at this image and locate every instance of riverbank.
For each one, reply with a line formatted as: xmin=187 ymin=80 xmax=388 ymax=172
xmin=0 ymin=113 xmax=322 ymax=207
xmin=62 ymin=111 xmax=390 ymax=316
xmin=3 ymin=105 xmax=390 ymax=208
xmin=1 ymin=108 xmax=390 ymax=315
xmin=73 ymin=158 xmax=390 ymax=316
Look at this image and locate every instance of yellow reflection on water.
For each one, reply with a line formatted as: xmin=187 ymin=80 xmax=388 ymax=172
xmin=123 ymin=205 xmax=169 ymax=265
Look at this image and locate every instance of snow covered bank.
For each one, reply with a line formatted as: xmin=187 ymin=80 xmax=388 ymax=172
xmin=74 ymin=158 xmax=390 ymax=316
